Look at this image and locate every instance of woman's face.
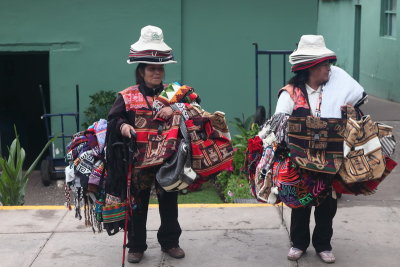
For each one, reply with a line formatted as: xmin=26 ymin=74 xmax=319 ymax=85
xmin=142 ymin=64 xmax=165 ymax=88
xmin=309 ymin=61 xmax=331 ymax=85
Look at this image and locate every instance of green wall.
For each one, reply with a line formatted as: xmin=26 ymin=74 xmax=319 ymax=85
xmin=317 ymin=0 xmax=356 ymax=72
xmin=0 ymin=0 xmax=318 ymax=135
xmin=318 ymin=0 xmax=400 ymax=102
xmin=182 ymin=0 xmax=318 ymax=123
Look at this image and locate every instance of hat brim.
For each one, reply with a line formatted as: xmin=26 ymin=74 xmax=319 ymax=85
xmin=127 ymin=59 xmax=177 ymax=65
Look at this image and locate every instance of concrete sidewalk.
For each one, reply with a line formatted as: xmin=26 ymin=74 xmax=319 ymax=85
xmin=1 ymin=203 xmax=399 ymax=267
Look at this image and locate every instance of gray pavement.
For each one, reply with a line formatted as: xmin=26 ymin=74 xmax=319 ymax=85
xmin=362 ymin=95 xmax=400 ymax=121
xmin=1 ymin=203 xmax=400 ymax=267
xmin=0 ymin=205 xmax=292 ymax=267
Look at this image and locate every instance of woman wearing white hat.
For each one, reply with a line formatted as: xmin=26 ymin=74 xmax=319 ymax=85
xmin=107 ymin=25 xmax=184 ymax=264
xmin=275 ymin=35 xmax=365 ymax=263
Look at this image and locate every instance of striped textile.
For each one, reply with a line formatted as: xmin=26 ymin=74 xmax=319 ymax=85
xmin=128 ymin=49 xmax=174 ymax=63
xmin=381 ymin=136 xmax=396 ymax=157
xmin=102 ymin=203 xmax=127 ymax=224
xmin=291 ymin=56 xmax=337 ymax=72
xmin=377 ymin=123 xmax=396 ymax=157
xmin=128 ymin=49 xmax=172 ymax=58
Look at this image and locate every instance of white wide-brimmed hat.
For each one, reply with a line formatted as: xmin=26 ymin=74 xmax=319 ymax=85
xmin=127 ymin=25 xmax=177 ymax=64
xmin=289 ymin=35 xmax=336 ymax=72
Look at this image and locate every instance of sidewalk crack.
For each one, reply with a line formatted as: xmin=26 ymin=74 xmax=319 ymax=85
xmin=28 ymin=210 xmax=68 ymax=267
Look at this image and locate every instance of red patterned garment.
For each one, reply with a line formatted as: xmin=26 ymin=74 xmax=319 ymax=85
xmin=120 ymin=84 xmax=167 ymax=111
xmin=279 ymin=84 xmax=310 ymax=112
xmin=120 ymin=85 xmax=149 ymax=111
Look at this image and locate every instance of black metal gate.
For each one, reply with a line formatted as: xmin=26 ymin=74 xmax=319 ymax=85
xmin=253 ymin=43 xmax=292 ymax=119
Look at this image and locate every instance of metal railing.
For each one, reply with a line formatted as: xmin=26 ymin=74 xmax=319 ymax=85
xmin=253 ymin=43 xmax=292 ymax=118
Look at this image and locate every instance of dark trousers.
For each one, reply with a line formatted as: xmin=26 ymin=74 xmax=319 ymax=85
xmin=127 ymin=186 xmax=181 ymax=252
xmin=290 ymin=195 xmax=337 ymax=253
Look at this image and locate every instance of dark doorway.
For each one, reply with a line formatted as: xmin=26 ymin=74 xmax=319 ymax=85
xmin=0 ymin=52 xmax=50 ymax=168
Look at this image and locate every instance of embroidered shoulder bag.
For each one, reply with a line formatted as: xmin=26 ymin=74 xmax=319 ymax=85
xmin=287 ymin=87 xmax=345 ymax=174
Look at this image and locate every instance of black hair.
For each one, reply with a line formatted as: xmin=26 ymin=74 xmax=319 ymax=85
xmin=135 ymin=63 xmax=147 ymax=85
xmin=287 ymin=69 xmax=309 ymax=97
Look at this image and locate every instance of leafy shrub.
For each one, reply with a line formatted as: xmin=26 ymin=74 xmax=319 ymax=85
xmin=215 ymin=114 xmax=259 ymax=202
xmin=0 ymin=128 xmax=56 ymax=205
xmin=82 ymin=90 xmax=116 ymax=128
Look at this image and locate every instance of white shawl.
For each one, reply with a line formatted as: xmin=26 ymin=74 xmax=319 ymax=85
xmin=320 ymin=66 xmax=364 ymax=118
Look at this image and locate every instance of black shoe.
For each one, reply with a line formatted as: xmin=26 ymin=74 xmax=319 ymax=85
xmin=162 ymin=247 xmax=185 ymax=259
xmin=127 ymin=252 xmax=143 ymax=263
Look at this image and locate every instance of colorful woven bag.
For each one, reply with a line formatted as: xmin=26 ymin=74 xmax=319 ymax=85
xmin=102 ymin=194 xmax=127 ymax=224
xmin=273 ymin=158 xmax=332 ymax=208
xmin=185 ymin=116 xmax=233 ymax=177
xmin=339 ymin=115 xmax=386 ymax=183
xmin=133 ymin=109 xmax=181 ymax=169
xmin=156 ymin=114 xmax=198 ymax=192
xmin=333 ymin=156 xmax=397 ymax=195
xmin=287 ymin=116 xmax=345 ymax=174
xmin=102 ymin=203 xmax=126 ymax=224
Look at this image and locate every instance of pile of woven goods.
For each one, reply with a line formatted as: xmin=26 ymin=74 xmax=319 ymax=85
xmin=64 ymin=119 xmax=107 ymax=232
xmin=245 ymin=107 xmax=397 ymax=208
xmin=64 ymin=82 xmax=233 ymax=233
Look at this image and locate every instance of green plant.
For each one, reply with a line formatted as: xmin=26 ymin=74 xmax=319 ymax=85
xmin=82 ymin=90 xmax=116 ymax=128
xmin=215 ymin=114 xmax=259 ymax=202
xmin=0 ymin=128 xmax=56 ymax=205
xmin=223 ymin=176 xmax=251 ymax=203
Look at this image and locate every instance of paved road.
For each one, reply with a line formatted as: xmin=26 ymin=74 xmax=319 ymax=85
xmin=362 ymin=95 xmax=400 ymax=121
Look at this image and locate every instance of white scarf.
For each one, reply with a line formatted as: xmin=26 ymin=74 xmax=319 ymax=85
xmin=320 ymin=66 xmax=364 ymax=118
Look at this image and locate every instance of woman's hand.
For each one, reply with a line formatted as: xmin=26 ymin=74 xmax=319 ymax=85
xmin=120 ymin=123 xmax=136 ymax=138
xmin=154 ymin=106 xmax=173 ymax=121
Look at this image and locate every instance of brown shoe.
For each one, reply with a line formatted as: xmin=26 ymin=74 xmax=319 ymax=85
xmin=162 ymin=247 xmax=185 ymax=259
xmin=127 ymin=252 xmax=143 ymax=263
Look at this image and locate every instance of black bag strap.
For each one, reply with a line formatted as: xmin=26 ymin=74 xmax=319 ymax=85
xmin=171 ymin=104 xmax=189 ymax=139
xmin=171 ymin=104 xmax=192 ymax=162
